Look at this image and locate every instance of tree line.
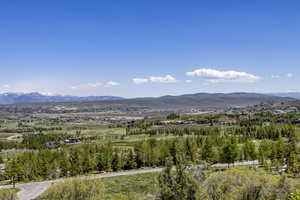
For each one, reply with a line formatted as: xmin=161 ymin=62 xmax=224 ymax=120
xmin=126 ymin=123 xmax=297 ymax=140
xmin=3 ymin=131 xmax=299 ymax=183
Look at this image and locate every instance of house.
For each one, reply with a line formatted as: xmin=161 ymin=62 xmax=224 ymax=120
xmin=175 ymin=120 xmax=192 ymax=125
xmin=220 ymin=119 xmax=237 ymax=126
xmin=160 ymin=120 xmax=173 ymax=125
xmin=45 ymin=141 xmax=59 ymax=149
xmin=277 ymin=118 xmax=285 ymax=123
xmin=292 ymin=119 xmax=300 ymax=124
xmin=64 ymin=137 xmax=81 ymax=144
xmin=196 ymin=119 xmax=212 ymax=125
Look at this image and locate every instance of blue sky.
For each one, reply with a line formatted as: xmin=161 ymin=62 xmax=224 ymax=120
xmin=0 ymin=0 xmax=299 ymax=97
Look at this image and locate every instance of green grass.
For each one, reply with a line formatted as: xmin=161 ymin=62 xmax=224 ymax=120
xmin=89 ymin=128 xmax=126 ymax=136
xmin=36 ymin=172 xmax=159 ymax=200
xmin=0 ymin=188 xmax=20 ymax=200
xmin=102 ymin=172 xmax=159 ymax=200
xmin=41 ymin=127 xmax=125 ymax=137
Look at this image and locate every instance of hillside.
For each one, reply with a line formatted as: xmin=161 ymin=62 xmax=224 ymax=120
xmin=0 ymin=93 xmax=294 ymax=114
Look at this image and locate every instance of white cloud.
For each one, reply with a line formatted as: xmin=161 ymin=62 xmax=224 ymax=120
xmin=186 ymin=68 xmax=261 ymax=83
xmin=133 ymin=75 xmax=177 ymax=84
xmin=185 ymin=80 xmax=192 ymax=83
xmin=2 ymin=84 xmax=10 ymax=89
xmin=286 ymin=73 xmax=293 ymax=78
xmin=133 ymin=78 xmax=149 ymax=84
xmin=71 ymin=82 xmax=103 ymax=90
xmin=105 ymin=81 xmax=120 ymax=87
xmin=40 ymin=92 xmax=58 ymax=96
xmin=0 ymin=84 xmax=11 ymax=92
xmin=149 ymin=75 xmax=177 ymax=83
xmin=271 ymin=75 xmax=280 ymax=79
xmin=71 ymin=81 xmax=120 ymax=90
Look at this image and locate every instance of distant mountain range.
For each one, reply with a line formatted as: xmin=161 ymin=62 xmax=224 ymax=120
xmin=0 ymin=92 xmax=123 ymax=104
xmin=0 ymin=92 xmax=295 ymax=110
xmin=113 ymin=92 xmax=294 ymax=109
xmin=270 ymin=92 xmax=300 ymax=99
xmin=0 ymin=92 xmax=295 ymax=114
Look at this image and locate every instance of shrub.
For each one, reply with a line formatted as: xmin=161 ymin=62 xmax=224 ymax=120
xmin=289 ymin=189 xmax=300 ymax=200
xmin=37 ymin=178 xmax=105 ymax=200
xmin=198 ymin=169 xmax=294 ymax=200
xmin=0 ymin=188 xmax=18 ymax=200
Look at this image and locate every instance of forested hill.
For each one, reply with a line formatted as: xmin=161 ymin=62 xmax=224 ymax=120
xmin=0 ymin=92 xmax=294 ymax=114
xmin=125 ymin=92 xmax=294 ymax=109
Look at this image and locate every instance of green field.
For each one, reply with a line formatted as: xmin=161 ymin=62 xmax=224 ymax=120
xmin=36 ymin=172 xmax=159 ymax=200
xmin=0 ymin=188 xmax=19 ymax=200
xmin=102 ymin=173 xmax=159 ymax=200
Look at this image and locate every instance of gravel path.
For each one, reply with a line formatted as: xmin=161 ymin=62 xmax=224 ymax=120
xmin=0 ymin=160 xmax=258 ymax=200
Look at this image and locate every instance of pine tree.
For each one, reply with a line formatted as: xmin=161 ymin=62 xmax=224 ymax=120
xmin=5 ymin=158 xmax=21 ymax=187
xmin=286 ymin=135 xmax=299 ymax=175
xmin=125 ymin=150 xmax=137 ymax=170
xmin=135 ymin=141 xmax=151 ymax=167
xmin=202 ymin=136 xmax=219 ymax=164
xmin=158 ymin=158 xmax=175 ymax=200
xmin=0 ymin=155 xmax=4 ymax=164
xmin=287 ymin=152 xmax=299 ymax=175
xmin=59 ymin=155 xmax=70 ymax=177
xmin=82 ymin=153 xmax=95 ymax=173
xmin=258 ymin=140 xmax=272 ymax=166
xmin=112 ymin=152 xmax=122 ymax=171
xmin=97 ymin=146 xmax=113 ymax=172
xmin=69 ymin=148 xmax=82 ymax=176
xmin=270 ymin=142 xmax=278 ymax=169
xmin=276 ymin=137 xmax=286 ymax=166
xmin=221 ymin=140 xmax=239 ymax=167
xmin=248 ymin=140 xmax=258 ymax=161
xmin=158 ymin=156 xmax=197 ymax=200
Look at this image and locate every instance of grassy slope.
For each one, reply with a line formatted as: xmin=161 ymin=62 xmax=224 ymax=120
xmin=36 ymin=172 xmax=159 ymax=200
xmin=0 ymin=188 xmax=20 ymax=200
xmin=102 ymin=172 xmax=159 ymax=200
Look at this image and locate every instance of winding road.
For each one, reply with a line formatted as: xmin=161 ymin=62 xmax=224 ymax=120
xmin=0 ymin=160 xmax=258 ymax=200
xmin=0 ymin=168 xmax=164 ymax=200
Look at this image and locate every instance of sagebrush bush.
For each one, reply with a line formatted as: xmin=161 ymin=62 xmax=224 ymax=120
xmin=197 ymin=169 xmax=297 ymax=200
xmin=0 ymin=189 xmax=18 ymax=200
xmin=37 ymin=178 xmax=105 ymax=200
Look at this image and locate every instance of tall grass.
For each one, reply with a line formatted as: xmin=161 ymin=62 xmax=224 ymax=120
xmin=0 ymin=188 xmax=18 ymax=200
xmin=37 ymin=178 xmax=105 ymax=200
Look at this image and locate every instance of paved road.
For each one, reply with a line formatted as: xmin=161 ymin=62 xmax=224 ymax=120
xmin=0 ymin=160 xmax=258 ymax=200
xmin=0 ymin=168 xmax=164 ymax=200
xmin=212 ymin=160 xmax=258 ymax=167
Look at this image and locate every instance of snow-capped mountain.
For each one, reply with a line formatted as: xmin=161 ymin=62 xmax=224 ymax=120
xmin=0 ymin=92 xmax=123 ymax=104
